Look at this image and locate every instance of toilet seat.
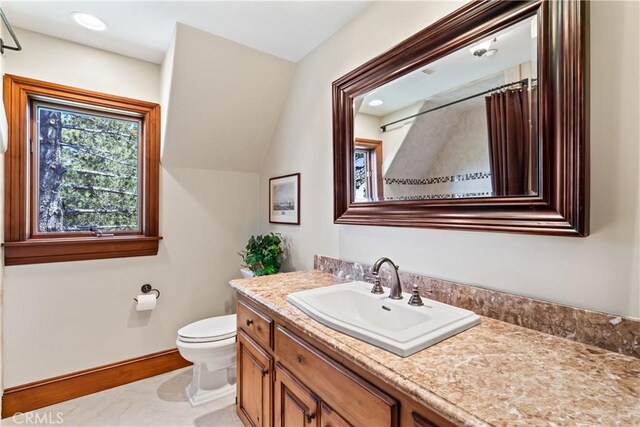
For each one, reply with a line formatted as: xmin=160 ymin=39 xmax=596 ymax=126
xmin=178 ymin=314 xmax=237 ymax=344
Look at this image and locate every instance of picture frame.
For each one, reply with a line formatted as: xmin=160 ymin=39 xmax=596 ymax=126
xmin=269 ymin=173 xmax=300 ymax=225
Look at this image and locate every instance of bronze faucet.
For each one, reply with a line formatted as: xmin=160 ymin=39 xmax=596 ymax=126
xmin=371 ymin=257 xmax=403 ymax=300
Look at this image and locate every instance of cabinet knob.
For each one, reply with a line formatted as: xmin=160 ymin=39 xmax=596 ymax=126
xmin=305 ymin=412 xmax=316 ymax=423
xmin=261 ymin=369 xmax=268 ymax=377
xmin=246 ymin=319 xmax=254 ymax=326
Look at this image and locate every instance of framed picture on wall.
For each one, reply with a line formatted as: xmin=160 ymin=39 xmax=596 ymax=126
xmin=269 ymin=173 xmax=300 ymax=225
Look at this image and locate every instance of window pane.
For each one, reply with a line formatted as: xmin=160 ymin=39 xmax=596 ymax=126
xmin=36 ymin=105 xmax=140 ymax=233
xmin=354 ymin=149 xmax=369 ymax=201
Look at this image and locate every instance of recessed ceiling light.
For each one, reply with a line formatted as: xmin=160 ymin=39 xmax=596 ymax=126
xmin=368 ymin=99 xmax=384 ymax=107
xmin=71 ymin=12 xmax=107 ymax=31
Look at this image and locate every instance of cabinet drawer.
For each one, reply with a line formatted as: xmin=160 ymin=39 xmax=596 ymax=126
xmin=276 ymin=326 xmax=398 ymax=427
xmin=238 ymin=299 xmax=273 ymax=350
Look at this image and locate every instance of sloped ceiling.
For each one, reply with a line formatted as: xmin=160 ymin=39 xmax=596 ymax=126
xmin=161 ymin=23 xmax=295 ymax=172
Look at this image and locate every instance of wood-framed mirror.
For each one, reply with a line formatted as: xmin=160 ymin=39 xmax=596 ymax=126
xmin=332 ymin=0 xmax=588 ymax=236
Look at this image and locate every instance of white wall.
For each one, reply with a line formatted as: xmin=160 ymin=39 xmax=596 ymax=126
xmin=261 ymin=1 xmax=640 ymax=318
xmin=353 ymin=113 xmax=380 ymax=141
xmin=2 ymin=29 xmax=260 ymax=387
xmin=6 ymin=29 xmax=159 ymax=103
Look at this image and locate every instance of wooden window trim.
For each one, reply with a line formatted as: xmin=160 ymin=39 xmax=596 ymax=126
xmin=3 ymin=74 xmax=161 ymax=265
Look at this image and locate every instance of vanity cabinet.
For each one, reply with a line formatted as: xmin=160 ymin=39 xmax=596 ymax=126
xmin=236 ymin=296 xmax=451 ymax=427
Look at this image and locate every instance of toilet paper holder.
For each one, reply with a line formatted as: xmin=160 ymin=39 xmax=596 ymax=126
xmin=134 ymin=284 xmax=160 ymax=302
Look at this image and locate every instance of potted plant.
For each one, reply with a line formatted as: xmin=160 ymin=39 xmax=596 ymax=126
xmin=239 ymin=233 xmax=286 ymax=277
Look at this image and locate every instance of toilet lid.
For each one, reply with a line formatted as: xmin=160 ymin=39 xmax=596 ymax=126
xmin=178 ymin=314 xmax=237 ymax=343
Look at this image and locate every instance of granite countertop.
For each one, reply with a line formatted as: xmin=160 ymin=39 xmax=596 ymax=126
xmin=229 ymin=271 xmax=640 ymax=427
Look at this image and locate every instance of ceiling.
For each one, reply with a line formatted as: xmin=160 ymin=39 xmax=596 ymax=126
xmin=2 ymin=1 xmax=371 ymax=63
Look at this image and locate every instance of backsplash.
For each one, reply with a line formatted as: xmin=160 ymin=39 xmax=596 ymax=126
xmin=383 ymin=171 xmax=492 ymax=200
xmin=384 ymin=192 xmax=492 ymax=201
xmin=314 ymin=255 xmax=640 ymax=359
xmin=383 ymin=171 xmax=491 ymax=186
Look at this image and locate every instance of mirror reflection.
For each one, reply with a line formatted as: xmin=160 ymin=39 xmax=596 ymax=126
xmin=353 ymin=15 xmax=538 ymax=202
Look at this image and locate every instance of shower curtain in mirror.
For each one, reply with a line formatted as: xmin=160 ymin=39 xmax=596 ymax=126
xmin=485 ymin=86 xmax=537 ymax=196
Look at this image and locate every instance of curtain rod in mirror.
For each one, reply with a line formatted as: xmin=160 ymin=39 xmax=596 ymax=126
xmin=380 ymin=78 xmax=532 ymax=132
xmin=0 ymin=8 xmax=22 ymax=54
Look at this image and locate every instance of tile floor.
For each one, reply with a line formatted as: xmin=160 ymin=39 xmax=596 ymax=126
xmin=1 ymin=368 xmax=242 ymax=427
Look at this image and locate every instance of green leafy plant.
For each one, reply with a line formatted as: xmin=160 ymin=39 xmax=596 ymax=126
xmin=239 ymin=233 xmax=286 ymax=276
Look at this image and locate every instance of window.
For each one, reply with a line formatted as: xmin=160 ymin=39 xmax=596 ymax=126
xmin=4 ymin=75 xmax=161 ymax=265
xmin=353 ymin=138 xmax=383 ymax=202
xmin=34 ymin=102 xmax=142 ymax=234
xmin=354 ymin=148 xmax=372 ymax=201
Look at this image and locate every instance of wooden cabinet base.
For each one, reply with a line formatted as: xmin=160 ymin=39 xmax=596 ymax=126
xmin=235 ymin=295 xmax=455 ymax=427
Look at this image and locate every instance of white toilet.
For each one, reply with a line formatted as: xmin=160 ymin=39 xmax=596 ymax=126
xmin=176 ymin=314 xmax=237 ymax=407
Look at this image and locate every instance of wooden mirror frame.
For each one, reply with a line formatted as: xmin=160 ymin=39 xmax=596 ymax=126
xmin=332 ymin=0 xmax=588 ymax=236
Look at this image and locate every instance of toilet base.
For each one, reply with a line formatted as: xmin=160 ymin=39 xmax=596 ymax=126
xmin=186 ymin=382 xmax=235 ymax=407
xmin=185 ymin=362 xmax=237 ymax=408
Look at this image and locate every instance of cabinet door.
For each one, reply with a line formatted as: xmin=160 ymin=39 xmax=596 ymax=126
xmin=237 ymin=330 xmax=273 ymax=427
xmin=274 ymin=363 xmax=319 ymax=427
xmin=320 ymin=402 xmax=352 ymax=427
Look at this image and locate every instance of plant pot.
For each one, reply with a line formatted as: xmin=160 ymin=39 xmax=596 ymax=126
xmin=240 ymin=268 xmax=255 ymax=278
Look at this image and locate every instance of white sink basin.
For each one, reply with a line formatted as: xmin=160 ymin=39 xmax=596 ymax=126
xmin=287 ymin=281 xmax=480 ymax=357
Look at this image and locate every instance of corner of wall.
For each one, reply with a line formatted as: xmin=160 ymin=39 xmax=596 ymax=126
xmin=159 ymin=24 xmax=178 ymax=163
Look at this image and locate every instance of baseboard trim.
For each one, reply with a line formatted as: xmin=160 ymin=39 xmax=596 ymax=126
xmin=1 ymin=348 xmax=191 ymax=419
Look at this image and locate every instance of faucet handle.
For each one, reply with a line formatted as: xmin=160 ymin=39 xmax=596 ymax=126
xmin=370 ymin=274 xmax=384 ymax=294
xmin=408 ymin=285 xmax=424 ymax=306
